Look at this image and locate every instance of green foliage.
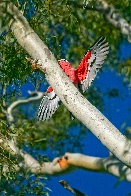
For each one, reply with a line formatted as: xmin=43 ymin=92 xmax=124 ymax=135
xmin=0 ymin=33 xmax=32 ymax=100
xmin=119 ymin=59 xmax=131 ymax=85
xmin=0 ymin=120 xmax=49 ymax=195
xmin=0 ymin=174 xmax=50 ymax=195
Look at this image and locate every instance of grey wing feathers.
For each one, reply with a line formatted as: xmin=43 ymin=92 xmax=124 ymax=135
xmin=81 ymin=36 xmax=109 ymax=92
xmin=37 ymin=91 xmax=60 ymax=121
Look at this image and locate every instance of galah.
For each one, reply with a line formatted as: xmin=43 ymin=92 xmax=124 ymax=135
xmin=38 ymin=36 xmax=109 ymax=121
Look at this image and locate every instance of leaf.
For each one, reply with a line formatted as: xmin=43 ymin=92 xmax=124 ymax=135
xmin=8 ymin=133 xmax=18 ymax=137
xmin=34 ymin=138 xmax=47 ymax=142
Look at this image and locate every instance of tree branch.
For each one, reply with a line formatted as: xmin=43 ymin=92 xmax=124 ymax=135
xmin=0 ymin=138 xmax=75 ymax=175
xmin=59 ymin=180 xmax=87 ymax=196
xmin=1 ymin=1 xmax=131 ymax=167
xmin=72 ymin=0 xmax=131 ymax=41
xmin=7 ymin=90 xmax=43 ymax=123
xmin=96 ymin=0 xmax=131 ymax=41
xmin=1 ymin=139 xmax=131 ymax=182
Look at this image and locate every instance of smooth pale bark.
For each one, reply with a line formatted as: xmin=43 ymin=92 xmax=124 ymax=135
xmin=7 ymin=91 xmax=43 ymax=123
xmin=1 ymin=139 xmax=131 ymax=182
xmin=1 ymin=1 xmax=131 ymax=167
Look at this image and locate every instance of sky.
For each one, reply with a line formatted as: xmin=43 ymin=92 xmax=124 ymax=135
xmin=44 ymin=42 xmax=131 ymax=196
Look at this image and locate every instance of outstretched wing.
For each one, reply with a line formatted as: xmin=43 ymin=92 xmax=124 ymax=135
xmin=77 ymin=36 xmax=109 ymax=92
xmin=37 ymin=87 xmax=60 ymax=121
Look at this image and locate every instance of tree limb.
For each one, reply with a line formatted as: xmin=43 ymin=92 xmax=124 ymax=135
xmin=1 ymin=1 xmax=131 ymax=167
xmin=1 ymin=139 xmax=131 ymax=182
xmin=6 ymin=90 xmax=44 ymax=123
xmin=59 ymin=180 xmax=87 ymax=196
xmin=96 ymin=0 xmax=131 ymax=41
xmin=72 ymin=0 xmax=131 ymax=40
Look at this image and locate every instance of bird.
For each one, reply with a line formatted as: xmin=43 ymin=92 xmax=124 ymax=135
xmin=37 ymin=36 xmax=109 ymax=121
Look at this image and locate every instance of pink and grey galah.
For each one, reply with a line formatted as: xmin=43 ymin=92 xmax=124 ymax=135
xmin=37 ymin=36 xmax=109 ymax=121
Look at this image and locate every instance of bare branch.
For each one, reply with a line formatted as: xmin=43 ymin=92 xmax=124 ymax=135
xmin=96 ymin=0 xmax=131 ymax=41
xmin=57 ymin=153 xmax=131 ymax=182
xmin=72 ymin=0 xmax=131 ymax=41
xmin=59 ymin=180 xmax=87 ymax=196
xmin=1 ymin=139 xmax=131 ymax=181
xmin=7 ymin=91 xmax=44 ymax=123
